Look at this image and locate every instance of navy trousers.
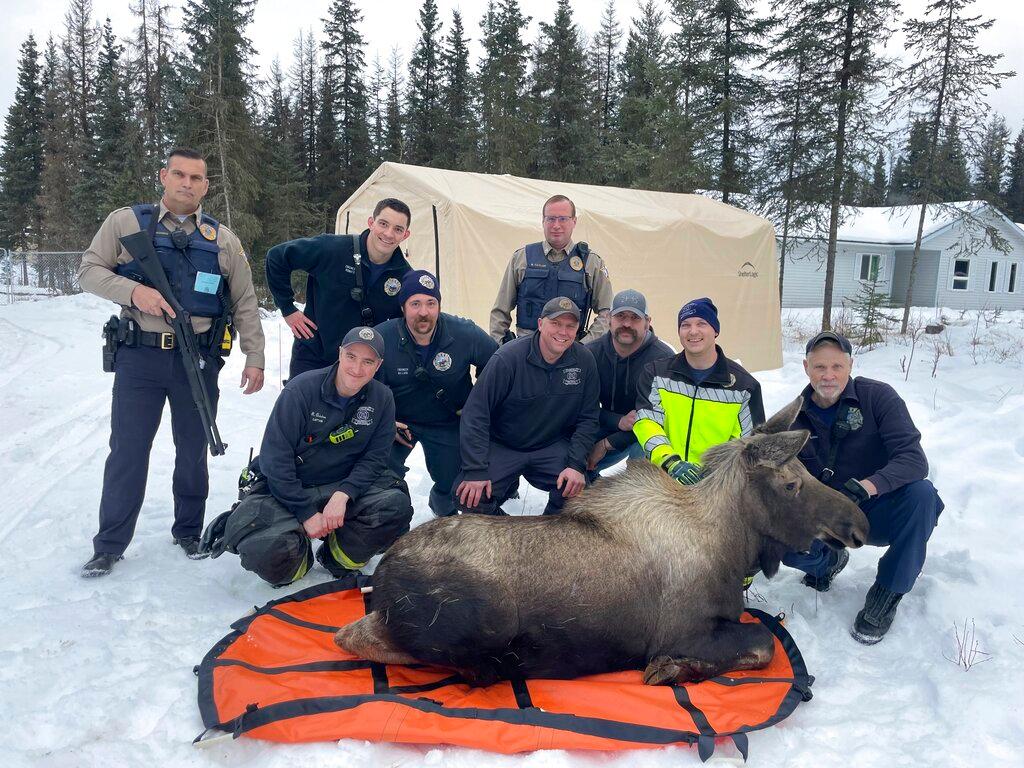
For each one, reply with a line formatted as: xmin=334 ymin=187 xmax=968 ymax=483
xmin=388 ymin=421 xmax=461 ymax=516
xmin=289 ymin=339 xmax=333 ymax=380
xmin=782 ymin=479 xmax=943 ymax=594
xmin=454 ymin=439 xmax=576 ymax=516
xmin=93 ymin=345 xmax=221 ymax=556
xmin=594 ymin=440 xmax=644 ymax=472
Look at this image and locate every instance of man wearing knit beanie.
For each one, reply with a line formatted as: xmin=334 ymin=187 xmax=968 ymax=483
xmin=374 ymin=270 xmax=498 ymax=517
xmin=634 ymin=296 xmax=765 ymax=489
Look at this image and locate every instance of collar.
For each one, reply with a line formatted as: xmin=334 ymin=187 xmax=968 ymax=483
xmin=158 ymin=201 xmax=201 ymax=227
xmin=527 ymin=332 xmax=577 ymax=369
xmin=543 ymin=239 xmax=575 ymax=260
xmin=669 ymin=345 xmax=733 ymax=385
xmin=799 ymin=377 xmax=859 ymax=411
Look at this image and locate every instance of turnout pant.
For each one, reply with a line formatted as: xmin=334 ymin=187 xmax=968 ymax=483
xmin=454 ymin=439 xmax=580 ymax=516
xmin=93 ymin=345 xmax=221 ymax=557
xmin=221 ymin=471 xmax=412 ymax=586
xmin=388 ymin=421 xmax=460 ymax=516
xmin=783 ymin=479 xmax=943 ymax=594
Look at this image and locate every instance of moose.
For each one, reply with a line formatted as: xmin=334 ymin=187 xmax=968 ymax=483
xmin=335 ymin=399 xmax=869 ymax=685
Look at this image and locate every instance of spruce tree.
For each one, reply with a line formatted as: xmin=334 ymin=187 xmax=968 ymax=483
xmin=289 ymin=30 xmax=319 ymax=208
xmin=384 ymin=48 xmax=405 ymax=162
xmin=478 ymin=0 xmax=532 ymax=174
xmin=368 ymin=54 xmax=387 ymax=165
xmin=867 ymin=150 xmax=888 ymax=205
xmin=935 ymin=115 xmax=971 ymax=201
xmin=439 ymin=11 xmax=478 ymax=170
xmin=0 ymin=35 xmax=45 ymax=249
xmin=129 ymin=0 xmax=175 ymax=179
xmin=530 ymin=0 xmax=598 ymax=181
xmin=592 ymin=1 xmax=623 ymax=150
xmin=322 ymin=0 xmax=373 ymax=202
xmin=974 ymin=113 xmax=1010 ymax=206
xmin=406 ymin=0 xmax=444 ymax=166
xmin=176 ymin=0 xmax=263 ymax=246
xmin=1004 ymin=128 xmax=1024 ymax=221
xmin=889 ymin=119 xmax=931 ymax=205
xmin=886 ymin=0 xmax=1014 ymax=331
xmin=37 ymin=36 xmax=80 ymax=250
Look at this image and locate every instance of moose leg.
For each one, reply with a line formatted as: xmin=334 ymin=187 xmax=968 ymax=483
xmin=334 ymin=611 xmax=418 ymax=665
xmin=643 ymin=620 xmax=775 ymax=685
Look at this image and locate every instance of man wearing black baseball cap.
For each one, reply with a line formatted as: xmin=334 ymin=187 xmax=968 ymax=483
xmin=199 ymin=326 xmax=413 ymax=586
xmin=456 ymin=297 xmax=600 ymax=515
xmin=783 ymin=330 xmax=943 ymax=644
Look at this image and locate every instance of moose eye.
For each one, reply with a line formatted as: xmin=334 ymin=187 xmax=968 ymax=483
xmin=785 ymin=482 xmax=798 ymax=493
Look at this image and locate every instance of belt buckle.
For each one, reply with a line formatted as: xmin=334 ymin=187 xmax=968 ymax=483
xmin=160 ymin=332 xmax=175 ymax=350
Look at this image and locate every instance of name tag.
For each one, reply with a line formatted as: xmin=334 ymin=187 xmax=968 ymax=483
xmin=194 ymin=272 xmax=221 ymax=294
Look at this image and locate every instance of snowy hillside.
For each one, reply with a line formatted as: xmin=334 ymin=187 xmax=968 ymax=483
xmin=0 ymin=293 xmax=1022 ymax=767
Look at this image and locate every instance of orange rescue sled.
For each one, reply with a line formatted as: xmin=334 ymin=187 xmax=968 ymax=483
xmin=196 ymin=577 xmax=814 ymax=760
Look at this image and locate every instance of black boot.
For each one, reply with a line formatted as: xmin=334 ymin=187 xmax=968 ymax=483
xmin=174 ymin=536 xmax=209 ymax=560
xmin=81 ymin=552 xmax=123 ymax=578
xmin=802 ymin=548 xmax=849 ymax=592
xmin=315 ymin=541 xmax=358 ymax=578
xmin=851 ymin=582 xmax=904 ymax=645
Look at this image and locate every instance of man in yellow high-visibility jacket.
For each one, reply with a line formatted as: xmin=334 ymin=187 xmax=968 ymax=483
xmin=633 ymin=298 xmax=765 ymax=484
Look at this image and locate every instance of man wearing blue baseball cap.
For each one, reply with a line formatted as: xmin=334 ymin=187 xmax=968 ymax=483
xmin=634 ymin=297 xmax=765 ymax=486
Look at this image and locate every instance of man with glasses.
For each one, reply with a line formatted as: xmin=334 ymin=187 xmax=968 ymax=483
xmin=374 ymin=270 xmax=498 ymax=517
xmin=489 ymin=195 xmax=613 ymax=344
xmin=266 ymin=198 xmax=413 ymax=379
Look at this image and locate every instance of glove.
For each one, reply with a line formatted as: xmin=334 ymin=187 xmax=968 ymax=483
xmin=661 ymin=455 xmax=703 ymax=486
xmin=198 ymin=507 xmax=234 ymax=558
xmin=840 ymin=478 xmax=870 ymax=506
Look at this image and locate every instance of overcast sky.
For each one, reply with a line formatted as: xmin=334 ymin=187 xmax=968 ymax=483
xmin=1 ymin=0 xmax=1022 ymax=148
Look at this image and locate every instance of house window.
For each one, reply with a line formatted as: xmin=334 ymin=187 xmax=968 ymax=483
xmin=859 ymin=253 xmax=882 ymax=281
xmin=952 ymin=258 xmax=970 ymax=291
xmin=988 ymin=262 xmax=999 ymax=292
xmin=1009 ymin=263 xmax=1018 ymax=294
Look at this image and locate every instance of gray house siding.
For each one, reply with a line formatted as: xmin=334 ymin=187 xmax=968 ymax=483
xmin=890 ymin=248 xmax=941 ymax=306
xmin=779 ymin=241 xmax=895 ymax=308
xmin=928 ymin=213 xmax=1024 ymax=311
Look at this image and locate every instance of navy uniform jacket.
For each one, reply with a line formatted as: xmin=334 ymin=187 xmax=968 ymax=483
xmin=265 ymin=230 xmax=411 ymax=362
xmin=374 ymin=313 xmax=498 ymax=426
xmin=585 ymin=330 xmax=675 ymax=451
xmin=259 ymin=363 xmax=396 ymax=522
xmin=795 ymin=376 xmax=929 ymax=496
xmin=459 ymin=334 xmax=601 ymax=480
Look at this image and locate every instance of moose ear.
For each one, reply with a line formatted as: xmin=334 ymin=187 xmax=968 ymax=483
xmin=743 ymin=429 xmax=810 ymax=468
xmin=755 ymin=397 xmax=803 ymax=435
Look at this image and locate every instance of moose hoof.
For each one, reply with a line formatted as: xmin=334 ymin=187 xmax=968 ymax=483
xmin=643 ymin=656 xmax=682 ymax=685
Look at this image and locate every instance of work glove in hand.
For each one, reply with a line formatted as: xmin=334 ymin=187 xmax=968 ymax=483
xmin=661 ymin=455 xmax=703 ymax=486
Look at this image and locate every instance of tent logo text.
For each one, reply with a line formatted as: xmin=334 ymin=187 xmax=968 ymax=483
xmin=738 ymin=261 xmax=759 ymax=278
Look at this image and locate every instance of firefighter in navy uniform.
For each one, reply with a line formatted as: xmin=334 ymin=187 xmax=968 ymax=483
xmin=200 ymin=327 xmax=413 ymax=586
xmin=266 ymin=198 xmax=413 ymax=379
xmin=489 ymin=195 xmax=613 ymax=344
xmin=374 ymin=270 xmax=498 ymax=517
xmin=76 ymin=148 xmax=266 ymax=577
xmin=457 ymin=297 xmax=601 ymax=516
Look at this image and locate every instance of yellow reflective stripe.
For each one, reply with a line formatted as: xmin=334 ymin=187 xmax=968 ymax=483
xmin=328 ymin=531 xmax=367 ymax=571
xmin=289 ymin=550 xmax=310 ymax=583
xmin=656 ymin=388 xmax=743 ymax=464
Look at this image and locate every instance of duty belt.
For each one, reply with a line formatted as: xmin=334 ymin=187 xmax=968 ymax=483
xmin=134 ymin=328 xmax=218 ymax=350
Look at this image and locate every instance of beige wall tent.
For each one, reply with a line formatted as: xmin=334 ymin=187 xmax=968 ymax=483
xmin=336 ymin=162 xmax=782 ymax=371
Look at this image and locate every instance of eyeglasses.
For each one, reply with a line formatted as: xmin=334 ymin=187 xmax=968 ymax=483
xmin=543 ymin=216 xmax=574 ymax=224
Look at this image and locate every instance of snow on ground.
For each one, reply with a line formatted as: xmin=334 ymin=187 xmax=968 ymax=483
xmin=0 ymin=294 xmax=1022 ymax=767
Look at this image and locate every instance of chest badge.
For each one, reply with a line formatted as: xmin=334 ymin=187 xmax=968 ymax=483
xmin=384 ymin=277 xmax=402 ymax=296
xmin=563 ymin=366 xmax=581 ymax=386
xmin=569 ymin=255 xmax=584 ymax=271
xmin=198 ymin=223 xmax=217 ymax=241
xmin=433 ymin=352 xmax=452 ymax=371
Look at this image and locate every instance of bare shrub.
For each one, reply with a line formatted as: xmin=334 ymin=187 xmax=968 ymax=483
xmin=943 ymin=619 xmax=992 ymax=671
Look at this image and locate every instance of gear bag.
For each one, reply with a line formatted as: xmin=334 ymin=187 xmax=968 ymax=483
xmin=196 ymin=578 xmax=814 ymax=760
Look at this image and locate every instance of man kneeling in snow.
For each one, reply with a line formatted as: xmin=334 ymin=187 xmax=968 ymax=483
xmin=201 ymin=327 xmax=412 ymax=586
xmin=782 ymin=331 xmax=943 ymax=644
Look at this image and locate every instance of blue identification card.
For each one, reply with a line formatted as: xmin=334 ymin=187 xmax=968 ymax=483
xmin=194 ymin=272 xmax=222 ymax=294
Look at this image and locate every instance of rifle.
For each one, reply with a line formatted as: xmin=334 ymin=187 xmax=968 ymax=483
xmin=575 ymin=241 xmax=592 ymax=341
xmin=119 ymin=231 xmax=228 ymax=456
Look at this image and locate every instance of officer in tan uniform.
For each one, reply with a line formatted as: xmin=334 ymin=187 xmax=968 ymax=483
xmin=489 ymin=194 xmax=613 ymax=344
xmin=77 ymin=147 xmax=266 ymax=577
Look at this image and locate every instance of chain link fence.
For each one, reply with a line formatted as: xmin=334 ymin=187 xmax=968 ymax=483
xmin=1 ymin=249 xmax=84 ymax=305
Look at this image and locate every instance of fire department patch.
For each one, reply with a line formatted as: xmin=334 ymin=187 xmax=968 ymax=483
xmin=433 ymin=352 xmax=452 ymax=372
xmin=384 ymin=277 xmax=402 ymax=296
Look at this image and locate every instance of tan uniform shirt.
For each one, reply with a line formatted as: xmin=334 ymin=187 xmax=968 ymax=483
xmin=488 ymin=239 xmax=613 ymax=343
xmin=77 ymin=202 xmax=266 ymax=368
